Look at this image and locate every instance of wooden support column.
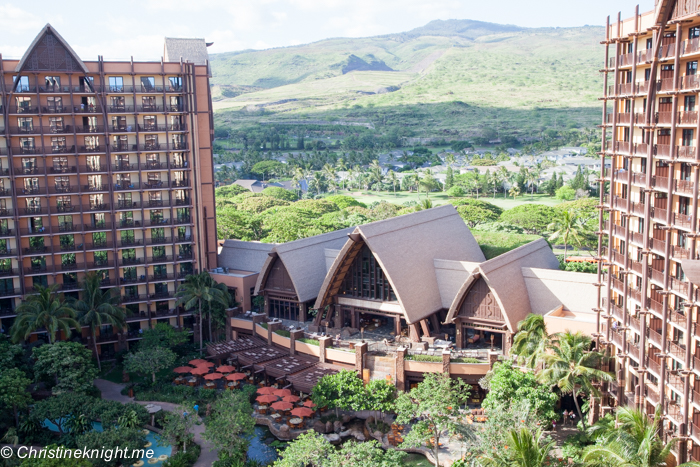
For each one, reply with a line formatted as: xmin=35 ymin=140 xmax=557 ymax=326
xmin=299 ymin=302 xmax=307 ymax=323
xmin=289 ymin=329 xmax=303 ymax=356
xmin=351 ymin=307 xmax=358 ymax=329
xmin=409 ymin=323 xmax=420 ymax=342
xmin=419 ymin=319 xmax=431 ymax=338
xmin=429 ymin=314 xmax=440 ymax=334
xmin=355 ymin=341 xmax=368 ymax=374
xmin=318 ymin=336 xmax=331 ymax=364
xmin=394 ymin=316 xmax=402 ymax=336
xmin=267 ymin=320 xmax=282 ymax=347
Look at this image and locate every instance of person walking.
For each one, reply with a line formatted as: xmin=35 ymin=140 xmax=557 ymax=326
xmin=562 ymin=409 xmax=569 ymax=426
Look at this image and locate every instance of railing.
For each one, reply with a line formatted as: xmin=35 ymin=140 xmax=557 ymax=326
xmin=114 ymin=182 xmax=140 ymax=190
xmin=78 ymin=145 xmax=106 ymax=153
xmin=678 ymin=145 xmax=696 ymax=160
xmin=74 ymin=126 xmax=104 ymax=134
xmin=647 ymin=328 xmax=663 ymax=348
xmin=119 ymin=257 xmax=144 ymax=266
xmin=655 ymin=144 xmax=674 ymax=158
xmin=49 ymin=166 xmax=77 ymax=174
xmin=675 ymin=179 xmax=695 ymax=195
xmin=147 ymin=237 xmax=171 ymax=245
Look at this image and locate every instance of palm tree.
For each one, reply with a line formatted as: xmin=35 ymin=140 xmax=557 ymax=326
xmin=70 ymin=272 xmax=126 ymax=371
xmin=583 ymin=406 xmax=700 ymax=467
xmin=481 ymin=427 xmax=555 ymax=467
xmin=322 ymin=163 xmax=336 ymax=190
xmin=335 ymin=158 xmax=347 ymax=190
xmin=491 ymin=170 xmax=503 ymax=199
xmin=387 ymin=170 xmax=398 ymax=196
xmin=11 ymin=284 xmax=79 ymax=344
xmin=291 ymin=167 xmax=305 ymax=197
xmin=526 ymin=167 xmax=540 ymax=199
xmin=368 ymin=160 xmax=383 ymax=191
xmin=509 ymin=184 xmax=521 ymax=200
xmin=498 ymin=166 xmax=509 ymax=198
xmin=200 ymin=272 xmax=232 ymax=341
xmin=511 ymin=314 xmax=552 ymax=369
xmin=176 ymin=272 xmax=227 ymax=355
xmin=538 ymin=331 xmax=613 ymax=424
xmin=308 ymin=171 xmax=325 ymax=195
xmin=547 ymin=209 xmax=584 ymax=261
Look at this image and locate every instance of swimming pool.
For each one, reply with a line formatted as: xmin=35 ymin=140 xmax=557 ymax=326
xmin=247 ymin=426 xmax=278 ymax=464
xmin=42 ymin=419 xmax=172 ymax=465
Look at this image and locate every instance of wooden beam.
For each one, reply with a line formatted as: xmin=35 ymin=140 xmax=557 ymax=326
xmin=420 ymin=319 xmax=431 ymax=337
xmin=409 ymin=324 xmax=420 ymax=342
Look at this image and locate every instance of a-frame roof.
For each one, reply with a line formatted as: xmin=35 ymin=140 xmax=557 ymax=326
xmin=15 ymin=24 xmax=89 ymax=74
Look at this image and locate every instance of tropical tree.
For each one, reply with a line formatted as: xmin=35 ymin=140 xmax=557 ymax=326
xmin=322 ymin=163 xmax=337 ymax=192
xmin=199 ymin=272 xmax=232 ymax=341
xmin=123 ymin=346 xmax=176 ymax=384
xmin=175 ymin=271 xmax=227 ymax=354
xmin=0 ymin=368 xmax=32 ymax=426
xmin=547 ymin=209 xmax=584 ymax=260
xmin=11 ymin=285 xmax=79 ymax=344
xmin=583 ymin=406 xmax=700 ymax=467
xmin=69 ymin=272 xmax=126 ymax=371
xmin=291 ymin=167 xmax=306 ymax=197
xmin=387 ymin=170 xmax=398 ymax=195
xmin=368 ymin=160 xmax=383 ymax=191
xmin=511 ymin=314 xmax=553 ymax=369
xmin=538 ymin=331 xmax=613 ymax=424
xmin=509 ymin=184 xmax=521 ymax=200
xmin=498 ymin=166 xmax=510 ymax=198
xmin=32 ymin=341 xmax=98 ymax=395
xmin=395 ymin=373 xmax=470 ymax=467
xmin=526 ymin=166 xmax=541 ymax=199
xmin=335 ymin=158 xmax=348 ymax=190
xmin=480 ymin=427 xmax=555 ymax=467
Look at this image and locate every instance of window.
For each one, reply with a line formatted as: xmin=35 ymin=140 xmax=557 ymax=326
xmin=26 ymin=197 xmax=41 ymax=214
xmin=176 ymin=208 xmax=190 ymax=222
xmin=683 ymin=129 xmax=694 ymax=146
xmin=89 ymin=194 xmax=104 ymax=210
xmin=146 ymin=173 xmax=161 ymax=188
xmin=171 ymin=134 xmax=185 ymax=150
xmin=116 ymin=174 xmax=132 ymax=188
xmin=144 ymin=116 xmax=157 ymax=130
xmin=23 ymin=178 xmax=39 ymax=194
xmin=21 ymin=157 xmax=37 ymax=173
xmin=168 ymin=77 xmax=182 ymax=91
xmin=150 ymin=209 xmax=164 ymax=223
xmin=61 ymin=253 xmax=76 ymax=268
xmin=56 ymin=196 xmax=72 ymax=212
xmin=172 ymin=171 xmax=187 ymax=187
xmin=151 ymin=227 xmax=165 ymax=241
xmin=19 ymin=138 xmax=35 ymax=153
xmin=148 ymin=192 xmax=162 ymax=206
xmin=14 ymin=76 xmax=30 ymax=92
xmin=121 ymin=230 xmax=135 ymax=245
xmin=109 ymin=76 xmax=124 ymax=92
xmin=50 ymin=137 xmax=67 ymax=153
xmin=123 ymin=267 xmax=137 ymax=281
xmin=17 ymin=117 xmax=33 ymax=133
xmin=169 ymin=96 xmax=182 ymax=111
xmin=688 ymin=61 xmax=698 ymax=76
xmin=113 ymin=135 xmax=129 ymax=151
xmin=111 ymin=116 xmax=127 ymax=131
xmin=44 ymin=76 xmax=60 ymax=91
xmin=174 ymin=189 xmax=188 ymax=205
xmin=49 ymin=117 xmax=64 ymax=133
xmin=85 ymin=116 xmax=98 ymax=132
xmin=152 ymin=246 xmax=166 ymax=259
xmin=172 ymin=152 xmax=187 ymax=168
xmin=92 ymin=213 xmax=106 ymax=228
xmin=86 ymin=155 xmax=102 ymax=172
xmin=54 ymin=177 xmax=71 ymax=192
xmin=142 ymin=96 xmax=157 ymax=111
xmin=117 ymin=192 xmax=132 ymax=208
xmin=87 ymin=175 xmax=102 ymax=191
xmin=92 ymin=231 xmax=107 ymax=247
xmin=146 ymin=153 xmax=161 ymax=169
xmin=15 ymin=96 xmax=31 ymax=113
xmin=47 ymin=96 xmax=63 ymax=112
xmin=140 ymin=77 xmax=155 ymax=91
xmin=144 ymin=134 xmax=159 ymax=150
xmin=153 ymin=264 xmax=167 ymax=278
xmin=57 ymin=215 xmax=73 ymax=232
xmin=94 ymin=250 xmax=108 ymax=267
xmin=690 ymin=27 xmax=700 ymax=39
xmin=115 ymin=154 xmax=130 ymax=169
xmin=169 ymin=115 xmax=183 ymax=131
xmin=110 ymin=96 xmax=125 ymax=111
xmin=84 ymin=136 xmax=100 ymax=150
xmin=685 ymin=95 xmax=696 ymax=112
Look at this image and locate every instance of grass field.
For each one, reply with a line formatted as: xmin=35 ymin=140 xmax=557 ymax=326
xmin=338 ymin=190 xmax=564 ymax=209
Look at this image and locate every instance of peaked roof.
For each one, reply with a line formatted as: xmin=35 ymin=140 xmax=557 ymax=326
xmin=445 ymin=237 xmax=559 ymax=332
xmin=164 ymin=37 xmax=211 ymax=76
xmin=255 ymin=228 xmax=354 ymax=303
xmin=522 ymin=266 xmax=597 ymax=317
xmin=316 ymin=205 xmax=486 ymax=324
xmin=217 ymin=240 xmax=276 ymax=273
xmin=16 ymin=24 xmax=89 ymax=74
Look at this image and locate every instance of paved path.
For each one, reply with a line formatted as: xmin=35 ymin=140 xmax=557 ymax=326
xmin=94 ymin=379 xmax=218 ymax=467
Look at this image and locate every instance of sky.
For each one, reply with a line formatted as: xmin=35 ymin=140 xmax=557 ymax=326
xmin=0 ymin=0 xmax=654 ymax=61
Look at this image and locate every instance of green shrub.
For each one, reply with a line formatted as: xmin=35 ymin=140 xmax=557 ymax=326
xmin=472 ymin=222 xmax=524 ymax=234
xmin=446 ymin=186 xmax=465 ymax=197
xmin=555 ymin=185 xmax=576 ymax=200
xmin=325 ymin=194 xmax=366 ymax=210
xmin=499 ymin=204 xmax=557 ymax=234
xmin=274 ymin=329 xmax=291 ymax=338
xmin=405 ymin=354 xmax=442 ymax=362
xmin=262 ymin=186 xmax=298 ymax=201
xmin=451 ymin=357 xmax=482 ymax=363
xmin=163 ymin=441 xmax=201 ymax=467
xmin=298 ymin=338 xmax=319 ymax=346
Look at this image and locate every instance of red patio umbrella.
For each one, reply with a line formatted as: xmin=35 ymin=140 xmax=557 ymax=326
xmin=189 ymin=359 xmax=207 ymax=366
xmin=173 ymin=367 xmax=194 ymax=374
xmin=225 ymin=373 xmax=247 ymax=381
xmin=274 ymin=388 xmax=292 ymax=397
xmin=282 ymin=395 xmax=300 ymax=403
xmin=204 ymin=372 xmax=224 ymax=380
xmin=217 ymin=365 xmax=236 ymax=373
xmin=302 ymin=400 xmax=317 ymax=408
xmin=291 ymin=407 xmax=315 ymax=418
xmin=196 ymin=361 xmax=215 ymax=368
xmin=190 ymin=366 xmax=210 ymax=375
xmin=270 ymin=401 xmax=294 ymax=411
xmin=256 ymin=395 xmax=279 ymax=404
xmin=257 ymin=387 xmax=277 ymax=395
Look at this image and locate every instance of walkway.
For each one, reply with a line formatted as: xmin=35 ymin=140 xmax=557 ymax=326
xmin=94 ymin=379 xmax=218 ymax=467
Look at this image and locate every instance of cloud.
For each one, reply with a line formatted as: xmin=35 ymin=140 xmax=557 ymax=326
xmin=0 ymin=5 xmax=43 ymax=33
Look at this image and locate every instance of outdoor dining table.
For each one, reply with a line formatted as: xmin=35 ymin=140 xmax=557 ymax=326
xmin=289 ymin=417 xmax=303 ymax=429
xmin=258 ymin=405 xmax=268 ymax=415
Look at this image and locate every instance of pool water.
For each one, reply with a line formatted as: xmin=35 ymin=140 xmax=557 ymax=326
xmin=42 ymin=419 xmax=172 ymax=465
xmin=247 ymin=426 xmax=279 ymax=464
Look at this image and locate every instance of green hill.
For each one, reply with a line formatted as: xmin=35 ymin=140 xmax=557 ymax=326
xmin=210 ymin=20 xmax=604 ymax=141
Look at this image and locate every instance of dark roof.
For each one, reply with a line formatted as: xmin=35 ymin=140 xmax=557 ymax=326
xmin=16 ymin=24 xmax=89 ymax=74
xmin=218 ymin=240 xmax=276 ymax=273
xmin=164 ymin=37 xmax=211 ymax=76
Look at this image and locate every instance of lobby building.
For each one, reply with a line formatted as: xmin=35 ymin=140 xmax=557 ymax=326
xmin=0 ymin=24 xmax=217 ymax=356
xmin=601 ymin=0 xmax=700 ymax=462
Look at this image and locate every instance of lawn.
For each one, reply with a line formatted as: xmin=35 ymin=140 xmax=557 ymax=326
xmin=472 ymin=231 xmax=544 ymax=260
xmin=402 ymin=454 xmax=433 ymax=466
xmin=337 ymin=190 xmax=564 ymax=210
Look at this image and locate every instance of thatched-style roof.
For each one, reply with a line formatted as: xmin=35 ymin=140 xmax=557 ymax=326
xmin=16 ymin=24 xmax=89 ymax=74
xmin=164 ymin=37 xmax=211 ymax=75
xmin=522 ymin=266 xmax=598 ymax=317
xmin=207 ymin=336 xmax=266 ymax=357
xmin=445 ymin=238 xmax=559 ymax=332
xmin=259 ymin=355 xmax=317 ymax=379
xmin=218 ymin=240 xmax=276 ymax=273
xmin=255 ymin=228 xmax=354 ymax=303
xmin=316 ymin=205 xmax=485 ymax=324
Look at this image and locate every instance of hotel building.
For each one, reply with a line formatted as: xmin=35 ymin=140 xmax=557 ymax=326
xmin=601 ymin=0 xmax=700 ymax=462
xmin=0 ymin=24 xmax=217 ymax=356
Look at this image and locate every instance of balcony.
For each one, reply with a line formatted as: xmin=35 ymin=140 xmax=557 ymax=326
xmin=114 ymin=182 xmax=140 ymax=191
xmin=144 ymin=218 xmax=171 ymax=227
xmin=72 ymin=105 xmax=102 ymax=114
xmin=88 ymin=203 xmax=111 ymax=212
xmin=12 ymin=146 xmax=39 ymax=155
xmin=150 ymin=291 xmax=175 ymax=301
xmin=121 ymin=275 xmax=146 ymax=285
xmin=118 ymin=239 xmax=143 ymax=248
xmin=85 ymin=241 xmax=114 ymax=250
xmin=81 ymin=165 xmax=107 ymax=173
xmin=9 ymin=106 xmax=39 ymax=114
xmin=121 ymin=294 xmax=148 ymax=304
xmin=83 ymin=185 xmax=108 ymax=193
xmin=145 ymin=255 xmax=173 ymax=265
xmin=78 ymin=146 xmax=106 ymax=154
xmin=112 ymin=164 xmax=138 ymax=172
xmin=107 ymin=106 xmax=135 ymax=113
xmin=0 ymin=268 xmax=17 ymax=277
xmin=173 ymin=217 xmax=191 ymax=226
xmin=149 ymin=273 xmax=175 ymax=281
xmin=147 ymin=236 xmax=171 ymax=245
xmin=84 ymin=222 xmax=112 ymax=232
xmin=678 ymin=145 xmax=696 ymax=160
xmin=49 ymin=166 xmax=77 ymax=174
xmin=675 ymin=179 xmax=695 ymax=195
xmin=49 ymin=186 xmax=78 ymax=195
xmin=654 ymin=144 xmax=674 ymax=158
xmin=74 ymin=126 xmax=104 ymax=134
xmin=119 ymin=257 xmax=144 ymax=266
